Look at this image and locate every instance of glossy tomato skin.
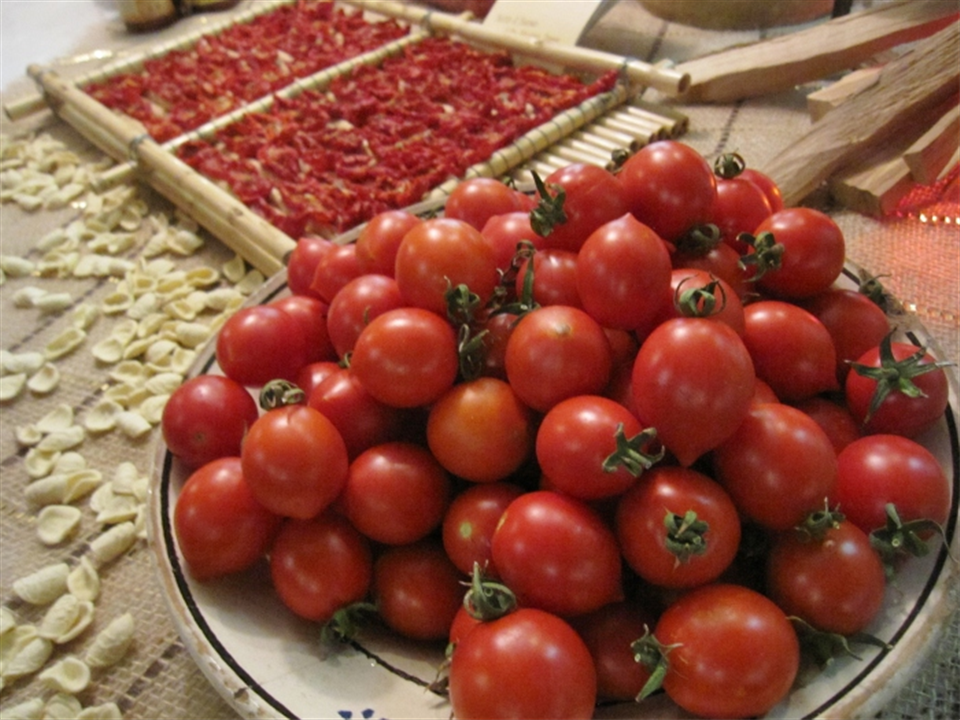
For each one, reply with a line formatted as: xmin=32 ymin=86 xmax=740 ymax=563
xmin=631 ymin=317 xmax=755 ymax=467
xmin=216 ymin=305 xmax=308 ymax=387
xmin=535 ymin=163 xmax=629 ymax=252
xmin=671 ymin=239 xmax=748 ymax=299
xmin=793 ymin=395 xmax=862 ymax=454
xmin=711 ymin=176 xmax=772 ymax=251
xmin=616 ymin=466 xmax=741 ymax=589
xmin=835 ymin=434 xmax=950 ymax=535
xmin=307 ymin=368 xmax=405 ymax=459
xmin=444 ymin=177 xmax=527 ymax=231
xmin=741 ymin=300 xmax=839 ymax=402
xmin=449 ymin=607 xmax=597 ymax=720
xmin=174 ymin=457 xmax=281 ymax=581
xmin=162 ymin=374 xmax=259 ymax=468
xmin=427 ymin=377 xmax=535 ymax=483
xmin=340 ymin=442 xmax=451 ymax=545
xmin=571 ymin=601 xmax=657 ymax=701
xmin=740 ymin=167 xmax=784 ymax=213
xmin=373 ymin=540 xmax=465 ymax=641
xmin=713 ymin=403 xmax=837 ymax=531
xmin=845 ymin=341 xmax=949 ymax=437
xmin=492 ymin=490 xmax=623 ymax=617
xmin=325 ymin=273 xmax=404 ymax=359
xmin=270 ymin=512 xmax=372 ymax=623
xmin=309 ymin=242 xmax=361 ymax=304
xmin=269 ymin=294 xmax=335 ymax=365
xmin=481 ymin=211 xmax=546 ymax=273
xmin=354 ymin=209 xmax=421 ymax=276
xmin=516 ymin=248 xmax=581 ymax=309
xmin=752 ymin=208 xmax=846 ymax=299
xmin=505 ymin=305 xmax=612 ymax=413
xmin=802 ymin=287 xmax=890 ymax=384
xmin=441 ymin=482 xmax=524 ymax=577
xmin=651 ymin=583 xmax=799 ymax=719
xmin=287 ymin=236 xmax=333 ymax=298
xmin=659 ymin=267 xmax=746 ymax=335
xmin=619 ymin=140 xmax=717 ymax=241
xmin=766 ymin=519 xmax=886 ymax=635
xmin=536 ymin=395 xmax=646 ymax=501
xmin=394 ymin=217 xmax=498 ymax=316
xmin=350 ymin=307 xmax=459 ymax=408
xmin=240 ymin=405 xmax=349 ymax=519
xmin=576 ymin=213 xmax=673 ymax=331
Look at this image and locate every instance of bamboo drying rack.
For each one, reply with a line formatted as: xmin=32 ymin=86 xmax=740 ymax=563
xmin=15 ymin=0 xmax=690 ymax=276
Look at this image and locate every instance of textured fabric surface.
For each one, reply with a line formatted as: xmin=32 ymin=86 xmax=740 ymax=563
xmin=1 ymin=2 xmax=957 ymax=719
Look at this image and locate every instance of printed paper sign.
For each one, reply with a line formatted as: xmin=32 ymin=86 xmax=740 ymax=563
xmin=482 ymin=0 xmax=615 ymax=46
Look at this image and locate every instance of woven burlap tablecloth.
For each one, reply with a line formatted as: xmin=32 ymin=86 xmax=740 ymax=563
xmin=1 ymin=2 xmax=957 ymax=718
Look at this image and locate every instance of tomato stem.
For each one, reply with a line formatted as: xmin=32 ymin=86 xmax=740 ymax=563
xmin=674 ymin=274 xmax=728 ymax=318
xmin=848 ymin=331 xmax=954 ymax=424
xmin=796 ymin=500 xmax=844 ymax=542
xmin=602 ymin=424 xmax=664 ymax=477
xmin=320 ymin=602 xmax=377 ymax=646
xmin=462 ymin=562 xmax=517 ymax=621
xmin=673 ymin=223 xmax=722 ymax=256
xmin=258 ymin=379 xmax=305 ymax=409
xmin=663 ymin=510 xmax=709 ymax=563
xmin=789 ymin=616 xmax=890 ymax=669
xmin=631 ymin=627 xmax=678 ymax=702
xmin=713 ymin=152 xmax=746 ymax=179
xmin=738 ymin=230 xmax=784 ymax=280
xmin=869 ymin=502 xmax=949 ymax=574
xmin=529 ymin=171 xmax=568 ymax=238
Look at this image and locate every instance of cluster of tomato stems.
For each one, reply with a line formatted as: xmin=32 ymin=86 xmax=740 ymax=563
xmin=256 ymin=156 xmax=953 ymax=700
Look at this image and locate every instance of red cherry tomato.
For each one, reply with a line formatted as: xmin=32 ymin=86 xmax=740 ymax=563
xmin=174 ymin=457 xmax=281 ymax=581
xmin=631 ymin=317 xmax=755 ymax=467
xmin=216 ymin=305 xmax=307 ymax=387
xmin=441 ymin=482 xmax=524 ymax=578
xmin=481 ymin=211 xmax=545 ymax=273
xmin=162 ymin=374 xmax=259 ymax=468
xmin=515 ymin=248 xmax=581 ymax=309
xmin=340 ymin=442 xmax=451 ymax=545
xmin=309 ymin=242 xmax=361 ymax=304
xmin=576 ymin=213 xmax=673 ymax=331
xmin=618 ymin=140 xmax=717 ymax=241
xmin=269 ymin=294 xmax=335 ymax=365
xmin=270 ymin=512 xmax=372 ymax=622
xmin=427 ymin=377 xmax=535 ymax=483
xmin=767 ymin=517 xmax=886 ymax=635
xmin=711 ymin=176 xmax=772 ymax=251
xmin=713 ymin=402 xmax=837 ymax=531
xmin=505 ymin=305 xmax=612 ymax=413
xmin=325 ymin=273 xmax=404 ymax=359
xmin=644 ymin=584 xmax=799 ymax=718
xmin=241 ymin=405 xmax=349 ymax=519
xmin=354 ymin=210 xmax=421 ymax=276
xmin=616 ymin=465 xmax=741 ymax=589
xmin=394 ymin=217 xmax=498 ymax=316
xmin=350 ymin=307 xmax=460 ymax=408
xmin=444 ymin=176 xmax=527 ymax=231
xmin=492 ymin=490 xmax=623 ymax=617
xmin=287 ymin=236 xmax=332 ymax=298
xmin=449 ymin=608 xmax=597 ymax=720
xmin=740 ymin=167 xmax=784 ymax=212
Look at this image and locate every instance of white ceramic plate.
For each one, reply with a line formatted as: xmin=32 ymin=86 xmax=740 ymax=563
xmin=148 ymin=250 xmax=960 ymax=720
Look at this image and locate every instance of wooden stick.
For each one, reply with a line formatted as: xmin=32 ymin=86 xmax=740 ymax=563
xmin=806 ymin=66 xmax=883 ymax=121
xmin=903 ymin=100 xmax=960 ymax=185
xmin=28 ymin=65 xmax=295 ymax=275
xmin=760 ymin=21 xmax=960 ymax=207
xmin=829 ymin=151 xmax=915 ymax=217
xmin=676 ymin=0 xmax=958 ymax=103
xmin=339 ymin=0 xmax=689 ymax=95
xmin=4 ymin=0 xmax=293 ymax=121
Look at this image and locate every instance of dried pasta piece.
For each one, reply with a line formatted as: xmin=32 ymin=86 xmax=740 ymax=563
xmin=88 ymin=522 xmax=137 ymax=566
xmin=35 ymin=403 xmax=74 ymax=433
xmin=84 ymin=399 xmax=123 ymax=433
xmin=115 ymin=411 xmax=152 ymax=439
xmin=2 ymin=350 xmax=45 ymax=375
xmin=126 ymin=291 xmax=160 ymax=321
xmin=138 ymin=394 xmax=170 ymax=425
xmin=0 ymin=372 xmax=26 ymax=402
xmin=38 ymin=655 xmax=91 ymax=694
xmin=2 ymin=636 xmax=53 ymax=680
xmin=236 ymin=269 xmax=266 ymax=295
xmin=42 ymin=692 xmax=83 ymax=720
xmin=84 ymin=612 xmax=134 ymax=669
xmin=95 ymin=493 xmax=140 ymax=525
xmin=0 ymin=697 xmax=44 ymax=719
xmin=0 ymin=254 xmax=35 ymax=277
xmin=108 ymin=360 xmax=147 ymax=386
xmin=12 ymin=285 xmax=47 ymax=308
xmin=44 ymin=327 xmax=86 ymax=360
xmin=0 ymin=606 xmax=16 ymax=636
xmin=24 ymin=474 xmax=69 ymax=507
xmin=38 ymin=594 xmax=83 ymax=641
xmin=15 ymin=423 xmax=43 ymax=446
xmin=101 ymin=290 xmax=133 ymax=315
xmin=78 ymin=703 xmax=123 ymax=720
xmin=53 ymin=451 xmax=87 ymax=474
xmin=67 ymin=557 xmax=100 ymax=603
xmin=27 ymin=363 xmax=60 ymax=394
xmin=33 ymin=291 xmax=73 ymax=314
xmin=12 ymin=562 xmax=69 ymax=605
xmin=71 ymin=302 xmax=99 ymax=330
xmin=91 ymin=337 xmax=126 ymax=364
xmin=36 ymin=425 xmax=85 ymax=453
xmin=173 ymin=321 xmax=210 ymax=349
xmin=144 ymin=372 xmax=182 ymax=396
xmin=36 ymin=505 xmax=82 ymax=545
xmin=186 ymin=266 xmax=219 ymax=287
xmin=24 ymin=448 xmax=61 ymax=479
xmin=61 ymin=468 xmax=104 ymax=504
xmin=222 ymin=253 xmax=246 ymax=284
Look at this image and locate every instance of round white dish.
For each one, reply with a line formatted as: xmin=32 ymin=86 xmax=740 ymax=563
xmin=147 ymin=255 xmax=960 ymax=720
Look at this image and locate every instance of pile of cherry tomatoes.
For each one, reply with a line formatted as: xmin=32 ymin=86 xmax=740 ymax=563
xmin=161 ymin=140 xmax=953 ymax=719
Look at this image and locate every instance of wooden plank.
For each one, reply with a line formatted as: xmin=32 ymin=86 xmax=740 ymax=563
xmin=760 ymin=21 xmax=960 ymax=207
xmin=806 ymin=66 xmax=882 ymax=121
xmin=903 ymin=100 xmax=960 ymax=185
xmin=676 ymin=0 xmax=958 ymax=103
